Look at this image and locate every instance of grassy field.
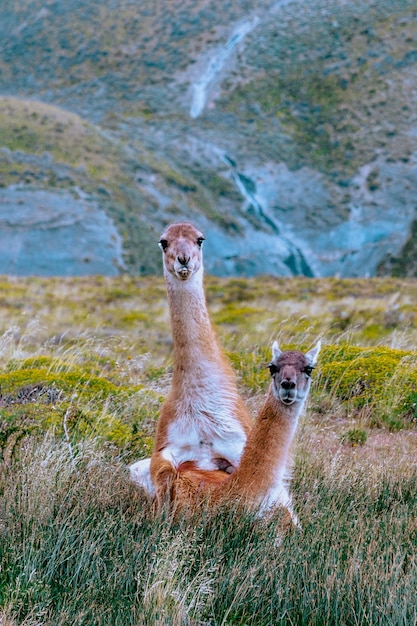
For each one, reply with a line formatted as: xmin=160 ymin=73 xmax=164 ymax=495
xmin=0 ymin=275 xmax=416 ymax=625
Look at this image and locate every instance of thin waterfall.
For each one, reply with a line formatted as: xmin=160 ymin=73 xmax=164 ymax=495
xmin=190 ymin=18 xmax=259 ymax=119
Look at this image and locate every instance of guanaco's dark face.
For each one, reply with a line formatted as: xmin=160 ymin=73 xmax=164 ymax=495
xmin=159 ymin=223 xmax=205 ymax=281
xmin=268 ymin=342 xmax=320 ymax=405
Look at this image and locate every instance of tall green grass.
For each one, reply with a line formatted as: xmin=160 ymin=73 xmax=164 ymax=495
xmin=0 ymin=276 xmax=416 ymax=624
xmin=1 ymin=434 xmax=416 ymax=625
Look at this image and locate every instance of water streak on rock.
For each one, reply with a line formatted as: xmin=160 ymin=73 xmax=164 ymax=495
xmin=190 ymin=17 xmax=259 ymax=119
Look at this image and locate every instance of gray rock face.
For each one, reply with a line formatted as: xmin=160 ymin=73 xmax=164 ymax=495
xmin=203 ymin=157 xmax=417 ymax=278
xmin=0 ymin=187 xmax=124 ymax=276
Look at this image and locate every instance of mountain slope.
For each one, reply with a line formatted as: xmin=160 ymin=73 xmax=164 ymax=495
xmin=1 ymin=0 xmax=417 ymax=276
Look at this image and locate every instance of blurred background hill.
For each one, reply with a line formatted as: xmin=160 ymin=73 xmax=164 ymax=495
xmin=1 ymin=0 xmax=417 ymax=277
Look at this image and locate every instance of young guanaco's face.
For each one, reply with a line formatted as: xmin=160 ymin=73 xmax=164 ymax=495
xmin=268 ymin=342 xmax=321 ymax=405
xmin=159 ymin=223 xmax=205 ymax=281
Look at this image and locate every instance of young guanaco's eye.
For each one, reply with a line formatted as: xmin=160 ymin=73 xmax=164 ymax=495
xmin=268 ymin=362 xmax=278 ymax=376
xmin=303 ymin=365 xmax=314 ymax=377
xmin=196 ymin=237 xmax=205 ymax=248
xmin=159 ymin=239 xmax=168 ymax=251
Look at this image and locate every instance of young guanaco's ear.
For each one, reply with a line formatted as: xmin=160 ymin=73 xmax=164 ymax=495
xmin=271 ymin=340 xmax=282 ymax=361
xmin=306 ymin=340 xmax=321 ymax=365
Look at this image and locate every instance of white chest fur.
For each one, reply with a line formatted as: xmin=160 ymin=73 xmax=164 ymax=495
xmin=162 ymin=417 xmax=247 ymax=470
xmin=162 ymin=368 xmax=247 ymax=469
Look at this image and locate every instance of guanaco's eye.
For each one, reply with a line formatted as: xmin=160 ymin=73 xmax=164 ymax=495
xmin=303 ymin=365 xmax=314 ymax=377
xmin=268 ymin=362 xmax=278 ymax=376
xmin=196 ymin=237 xmax=205 ymax=248
xmin=159 ymin=239 xmax=168 ymax=252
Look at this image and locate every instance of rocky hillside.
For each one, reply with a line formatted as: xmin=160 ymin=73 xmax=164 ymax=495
xmin=1 ymin=0 xmax=417 ymax=276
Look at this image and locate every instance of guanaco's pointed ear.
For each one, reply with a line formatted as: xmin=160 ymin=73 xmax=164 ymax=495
xmin=271 ymin=340 xmax=282 ymax=361
xmin=306 ymin=340 xmax=321 ymax=365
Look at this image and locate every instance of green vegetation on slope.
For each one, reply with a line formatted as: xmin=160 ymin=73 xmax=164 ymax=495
xmin=0 ymin=97 xmax=163 ymax=274
xmin=2 ymin=0 xmax=417 ymax=277
xmin=0 ymin=96 xmax=244 ymax=271
xmin=222 ymin=0 xmax=417 ymax=175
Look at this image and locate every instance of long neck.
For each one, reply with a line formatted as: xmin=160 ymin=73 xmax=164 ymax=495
xmin=165 ymin=269 xmax=222 ymax=379
xmin=228 ymin=387 xmax=304 ymax=499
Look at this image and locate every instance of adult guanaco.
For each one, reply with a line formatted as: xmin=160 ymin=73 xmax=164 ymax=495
xmin=130 ymin=223 xmax=252 ymax=502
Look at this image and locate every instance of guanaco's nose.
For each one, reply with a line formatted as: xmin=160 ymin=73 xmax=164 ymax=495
xmin=177 ymin=254 xmax=190 ymax=266
xmin=281 ymin=379 xmax=296 ymax=390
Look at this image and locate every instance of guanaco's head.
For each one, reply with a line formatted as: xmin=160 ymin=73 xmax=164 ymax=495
xmin=268 ymin=341 xmax=321 ymax=405
xmin=159 ymin=222 xmax=205 ymax=282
